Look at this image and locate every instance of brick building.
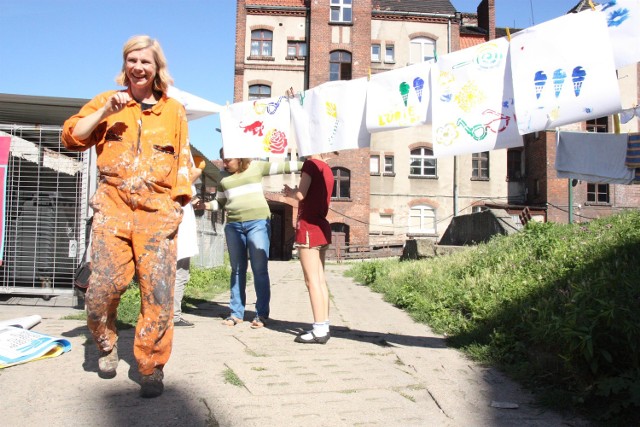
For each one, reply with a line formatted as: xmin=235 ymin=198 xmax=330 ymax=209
xmin=233 ymin=0 xmax=640 ymax=259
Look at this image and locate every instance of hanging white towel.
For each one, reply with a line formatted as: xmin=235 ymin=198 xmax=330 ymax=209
xmin=555 ymin=131 xmax=635 ymax=184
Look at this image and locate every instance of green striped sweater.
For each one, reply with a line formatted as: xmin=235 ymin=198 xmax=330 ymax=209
xmin=216 ymin=160 xmax=302 ymax=223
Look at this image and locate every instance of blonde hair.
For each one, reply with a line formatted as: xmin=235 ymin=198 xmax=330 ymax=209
xmin=115 ymin=35 xmax=173 ymax=93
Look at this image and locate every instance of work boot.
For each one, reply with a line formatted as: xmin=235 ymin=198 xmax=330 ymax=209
xmin=140 ymin=368 xmax=164 ymax=398
xmin=97 ymin=343 xmax=118 ymax=378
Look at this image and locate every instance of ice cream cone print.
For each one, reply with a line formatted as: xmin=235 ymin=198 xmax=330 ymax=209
xmin=552 ymin=68 xmax=567 ymax=98
xmin=534 ymin=71 xmax=547 ymax=100
xmin=572 ymin=66 xmax=586 ymax=97
xmin=413 ymin=77 xmax=424 ymax=103
xmin=399 ymin=81 xmax=410 ymax=107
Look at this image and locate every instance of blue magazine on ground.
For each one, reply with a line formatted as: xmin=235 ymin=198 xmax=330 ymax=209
xmin=0 ymin=326 xmax=72 ymax=368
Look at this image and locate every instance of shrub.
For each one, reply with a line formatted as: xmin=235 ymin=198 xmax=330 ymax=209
xmin=347 ymin=210 xmax=640 ymax=424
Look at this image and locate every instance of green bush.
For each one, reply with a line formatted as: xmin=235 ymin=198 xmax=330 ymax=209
xmin=347 ymin=210 xmax=640 ymax=424
xmin=69 ymin=264 xmax=230 ymax=328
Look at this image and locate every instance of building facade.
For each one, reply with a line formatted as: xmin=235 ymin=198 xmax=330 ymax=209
xmin=234 ymin=0 xmax=640 ymax=259
xmin=235 ymin=0 xmax=518 ymax=258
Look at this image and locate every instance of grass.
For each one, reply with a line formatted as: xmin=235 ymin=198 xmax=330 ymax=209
xmin=67 ymin=264 xmax=230 ymax=328
xmin=223 ymin=367 xmax=244 ymax=387
xmin=346 ymin=210 xmax=640 ymax=426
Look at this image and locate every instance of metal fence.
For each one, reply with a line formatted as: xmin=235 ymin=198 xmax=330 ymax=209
xmin=0 ymin=125 xmax=89 ymax=298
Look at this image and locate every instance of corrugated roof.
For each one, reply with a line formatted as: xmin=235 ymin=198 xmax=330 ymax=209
xmin=0 ymin=93 xmax=86 ymax=126
xmin=373 ymin=0 xmax=456 ymax=14
xmin=568 ymin=0 xmax=600 ymax=14
xmin=245 ymin=0 xmax=306 ymax=7
xmin=0 ymin=93 xmax=221 ymax=184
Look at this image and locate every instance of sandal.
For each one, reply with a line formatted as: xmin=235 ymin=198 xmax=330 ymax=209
xmin=221 ymin=316 xmax=243 ymax=326
xmin=294 ymin=330 xmax=330 ymax=344
xmin=250 ymin=316 xmax=267 ymax=329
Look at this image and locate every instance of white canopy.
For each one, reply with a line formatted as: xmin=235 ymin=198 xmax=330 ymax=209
xmin=167 ymin=86 xmax=222 ymax=121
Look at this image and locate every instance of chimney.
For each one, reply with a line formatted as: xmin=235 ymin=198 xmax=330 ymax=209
xmin=477 ymin=0 xmax=496 ymax=41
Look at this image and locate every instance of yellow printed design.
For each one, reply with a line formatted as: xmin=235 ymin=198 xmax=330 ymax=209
xmin=263 ymin=129 xmax=288 ymax=154
xmin=435 ymin=123 xmax=459 ymax=146
xmin=454 ymin=81 xmax=485 ymax=113
xmin=326 ymin=102 xmax=337 ymax=119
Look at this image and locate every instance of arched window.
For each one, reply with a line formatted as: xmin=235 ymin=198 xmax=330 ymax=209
xmin=329 ymin=50 xmax=352 ymax=81
xmin=409 ymin=205 xmax=436 ymax=234
xmin=248 ymin=84 xmax=271 ymax=100
xmin=251 ymin=30 xmax=273 ymax=56
xmin=410 ymin=147 xmax=437 ymax=177
xmin=409 ymin=37 xmax=436 ymax=64
xmin=331 ymin=167 xmax=350 ymax=198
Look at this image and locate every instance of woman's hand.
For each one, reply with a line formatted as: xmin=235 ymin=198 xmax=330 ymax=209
xmin=71 ymin=91 xmax=132 ymax=140
xmin=104 ymin=91 xmax=132 ymax=116
xmin=283 ymin=184 xmax=298 ymax=198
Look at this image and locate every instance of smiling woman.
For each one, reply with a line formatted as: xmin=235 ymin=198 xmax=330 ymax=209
xmin=60 ymin=34 xmax=192 ymax=399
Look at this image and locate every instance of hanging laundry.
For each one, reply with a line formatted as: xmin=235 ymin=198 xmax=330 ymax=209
xmin=625 ymin=132 xmax=640 ymax=168
xmin=596 ymin=0 xmax=640 ymax=70
xmin=510 ymin=11 xmax=621 ymax=135
xmin=620 ymin=106 xmax=640 ymax=124
xmin=555 ymin=131 xmax=635 ymax=184
xmin=290 ymin=78 xmax=370 ymax=156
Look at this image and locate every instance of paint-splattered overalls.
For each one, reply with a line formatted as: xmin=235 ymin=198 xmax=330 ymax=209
xmin=62 ymin=90 xmax=192 ymax=375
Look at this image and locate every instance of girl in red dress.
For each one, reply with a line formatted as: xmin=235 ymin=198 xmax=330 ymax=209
xmin=284 ymin=152 xmax=336 ymax=344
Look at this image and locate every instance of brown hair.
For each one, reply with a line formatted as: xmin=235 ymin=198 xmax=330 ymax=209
xmin=220 ymin=148 xmax=252 ymax=173
xmin=115 ymin=35 xmax=173 ymax=93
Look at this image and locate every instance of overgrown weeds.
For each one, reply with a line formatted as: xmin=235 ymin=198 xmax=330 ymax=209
xmin=346 ymin=210 xmax=640 ymax=425
xmin=70 ymin=264 xmax=230 ymax=328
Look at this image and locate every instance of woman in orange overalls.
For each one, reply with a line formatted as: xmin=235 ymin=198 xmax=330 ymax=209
xmin=62 ymin=35 xmax=192 ymax=398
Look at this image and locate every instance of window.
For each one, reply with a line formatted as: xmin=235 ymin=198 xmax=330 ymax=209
xmin=330 ymin=0 xmax=352 ymax=23
xmin=332 ymin=167 xmax=350 ymax=198
xmin=472 ymin=151 xmax=489 ymax=179
xmin=379 ymin=213 xmax=393 ymax=225
xmin=507 ymin=149 xmax=523 ymax=180
xmin=251 ymin=30 xmax=273 ymax=57
xmin=385 ymin=45 xmax=395 ymax=63
xmin=370 ymin=155 xmax=380 ymax=174
xmin=248 ymin=84 xmax=271 ymax=100
xmin=330 ymin=51 xmax=352 ymax=81
xmin=587 ymin=183 xmax=610 ymax=204
xmin=410 ymin=147 xmax=437 ymax=177
xmin=371 ymin=44 xmax=381 ymax=62
xmin=409 ymin=205 xmax=436 ymax=234
xmin=586 ymin=117 xmax=608 ymax=133
xmin=287 ymin=41 xmax=307 ymax=58
xmin=409 ymin=37 xmax=436 ymax=64
xmin=384 ymin=156 xmax=394 ymax=174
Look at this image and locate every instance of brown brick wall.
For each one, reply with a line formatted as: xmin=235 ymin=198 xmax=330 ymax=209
xmin=526 ymin=130 xmax=640 ymax=224
xmin=234 ymin=0 xmax=248 ymax=103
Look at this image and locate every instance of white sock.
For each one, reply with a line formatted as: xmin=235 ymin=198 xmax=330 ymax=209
xmin=313 ymin=321 xmax=329 ymax=335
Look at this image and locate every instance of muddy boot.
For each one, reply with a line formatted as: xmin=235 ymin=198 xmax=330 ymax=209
xmin=97 ymin=343 xmax=118 ymax=378
xmin=140 ymin=368 xmax=164 ymax=398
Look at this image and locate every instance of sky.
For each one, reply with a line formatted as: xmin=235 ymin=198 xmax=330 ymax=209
xmin=1 ymin=0 xmax=581 ymax=160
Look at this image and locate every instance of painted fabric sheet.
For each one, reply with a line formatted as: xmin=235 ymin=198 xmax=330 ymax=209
xmin=510 ymin=11 xmax=621 ymax=135
xmin=431 ymin=38 xmax=520 ymax=157
xmin=290 ymin=78 xmax=370 ymax=156
xmin=555 ymin=131 xmax=634 ymax=184
xmin=0 ymin=136 xmax=10 ymax=266
xmin=366 ymin=61 xmax=431 ymax=132
xmin=597 ymin=0 xmax=640 ymax=69
xmin=220 ymin=96 xmax=291 ymax=158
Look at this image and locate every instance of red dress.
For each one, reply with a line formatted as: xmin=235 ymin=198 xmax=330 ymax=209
xmin=295 ymin=159 xmax=334 ymax=247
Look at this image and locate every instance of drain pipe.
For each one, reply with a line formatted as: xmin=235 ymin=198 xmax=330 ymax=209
xmin=449 ymin=17 xmax=459 ymax=217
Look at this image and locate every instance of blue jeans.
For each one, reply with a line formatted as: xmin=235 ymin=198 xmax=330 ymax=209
xmin=224 ymin=219 xmax=271 ymax=320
